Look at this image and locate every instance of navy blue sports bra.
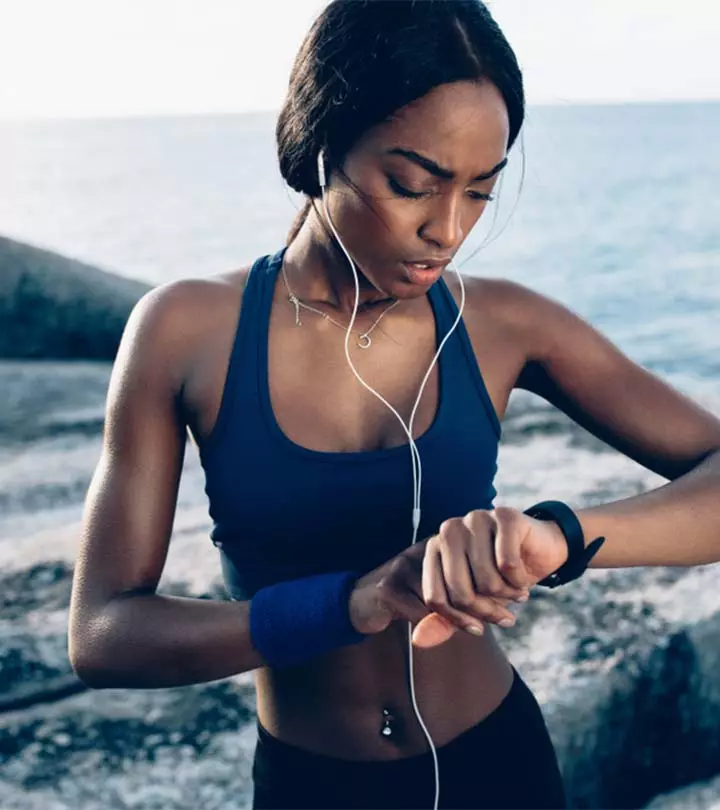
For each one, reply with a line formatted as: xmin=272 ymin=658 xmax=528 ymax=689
xmin=199 ymin=248 xmax=501 ymax=600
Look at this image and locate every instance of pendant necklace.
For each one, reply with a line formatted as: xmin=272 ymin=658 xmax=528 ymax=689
xmin=281 ymin=262 xmax=400 ymax=350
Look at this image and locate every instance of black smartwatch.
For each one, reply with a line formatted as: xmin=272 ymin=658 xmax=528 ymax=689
xmin=523 ymin=500 xmax=605 ymax=588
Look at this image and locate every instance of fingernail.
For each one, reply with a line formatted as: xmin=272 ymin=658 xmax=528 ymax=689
xmin=516 ymin=593 xmax=530 ymax=603
xmin=498 ymin=617 xmax=516 ymax=628
xmin=467 ymin=624 xmax=485 ymax=635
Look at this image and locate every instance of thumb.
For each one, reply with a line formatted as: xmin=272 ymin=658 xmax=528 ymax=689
xmin=411 ymin=612 xmax=460 ymax=648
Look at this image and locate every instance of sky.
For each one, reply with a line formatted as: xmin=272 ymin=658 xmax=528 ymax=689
xmin=0 ymin=0 xmax=718 ymax=120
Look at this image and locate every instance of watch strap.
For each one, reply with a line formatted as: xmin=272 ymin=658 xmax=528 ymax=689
xmin=523 ymin=500 xmax=605 ymax=588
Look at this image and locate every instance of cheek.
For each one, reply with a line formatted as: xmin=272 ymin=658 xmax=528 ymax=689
xmin=465 ymin=203 xmax=489 ymax=233
xmin=330 ymin=187 xmax=416 ymax=254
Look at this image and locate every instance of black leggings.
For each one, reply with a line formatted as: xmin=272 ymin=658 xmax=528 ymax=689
xmin=252 ymin=667 xmax=567 ymax=810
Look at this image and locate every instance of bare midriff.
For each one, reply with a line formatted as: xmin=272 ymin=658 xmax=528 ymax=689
xmin=254 ymin=622 xmax=514 ymax=761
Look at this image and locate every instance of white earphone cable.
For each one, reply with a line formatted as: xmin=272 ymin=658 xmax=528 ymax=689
xmin=317 ymin=151 xmax=466 ymax=810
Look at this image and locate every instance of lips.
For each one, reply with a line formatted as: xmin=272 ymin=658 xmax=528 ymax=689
xmin=402 ymin=260 xmax=447 ymax=286
xmin=404 ymin=258 xmax=451 ymax=270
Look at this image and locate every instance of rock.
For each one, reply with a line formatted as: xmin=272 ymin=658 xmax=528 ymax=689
xmin=0 ymin=235 xmax=150 ymax=360
xmin=0 ymin=675 xmax=258 ymax=810
xmin=501 ymin=563 xmax=720 ymax=808
xmin=0 ymin=562 xmax=85 ymax=713
xmin=0 ymin=561 xmax=73 ymax=620
xmin=647 ymin=772 xmax=720 ymax=809
xmin=2 ymin=555 xmax=720 ymax=809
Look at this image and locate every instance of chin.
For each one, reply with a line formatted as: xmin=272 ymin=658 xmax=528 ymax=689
xmin=384 ymin=278 xmax=436 ymax=301
xmin=357 ymin=260 xmax=440 ymax=301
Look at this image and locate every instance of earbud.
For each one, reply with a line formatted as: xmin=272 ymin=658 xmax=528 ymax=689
xmin=317 ymin=149 xmax=327 ymax=190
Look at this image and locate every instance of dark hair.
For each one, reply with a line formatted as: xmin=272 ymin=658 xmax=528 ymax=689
xmin=278 ymin=0 xmax=525 ymax=244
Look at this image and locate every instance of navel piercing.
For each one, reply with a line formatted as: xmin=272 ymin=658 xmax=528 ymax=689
xmin=380 ymin=708 xmax=395 ymax=738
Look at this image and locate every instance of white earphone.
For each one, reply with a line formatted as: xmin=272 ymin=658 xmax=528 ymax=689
xmin=317 ymin=149 xmax=466 ymax=810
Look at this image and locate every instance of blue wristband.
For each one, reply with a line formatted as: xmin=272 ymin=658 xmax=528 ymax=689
xmin=249 ymin=570 xmax=368 ymax=668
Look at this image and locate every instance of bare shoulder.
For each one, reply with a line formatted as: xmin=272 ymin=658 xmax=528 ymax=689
xmin=444 ymin=271 xmax=591 ymax=360
xmin=443 ymin=272 xmax=544 ymax=349
xmin=121 ymin=267 xmax=252 ymax=391
xmin=438 ymin=272 xmax=549 ymax=420
xmin=130 ymin=267 xmax=252 ymax=337
xmin=444 ymin=271 xmax=534 ymax=316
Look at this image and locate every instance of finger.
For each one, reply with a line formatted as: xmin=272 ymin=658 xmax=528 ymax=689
xmin=465 ymin=593 xmax=519 ymax=627
xmin=422 ymin=539 xmax=486 ymax=635
xmin=438 ymin=523 xmax=480 ymax=606
xmin=463 ymin=512 xmax=529 ymax=600
xmin=380 ymin=584 xmax=431 ymax=626
xmin=492 ymin=507 xmax=533 ymax=590
xmin=465 ymin=543 xmax=529 ymax=603
xmin=411 ymin=613 xmax=458 ymax=648
xmin=380 ymin=556 xmax=435 ymax=625
xmin=429 ymin=528 xmax=522 ymax=627
xmin=388 ymin=549 xmax=460 ymax=648
xmin=440 ymin=539 xmax=518 ymax=626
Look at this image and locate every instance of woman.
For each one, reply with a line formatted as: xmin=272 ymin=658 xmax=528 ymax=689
xmin=68 ymin=2 xmax=720 ymax=809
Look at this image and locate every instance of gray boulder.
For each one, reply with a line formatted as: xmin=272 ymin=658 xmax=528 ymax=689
xmin=502 ymin=563 xmax=720 ymax=808
xmin=648 ymin=772 xmax=720 ymax=809
xmin=0 ymin=236 xmax=149 ymax=360
xmin=3 ymin=557 xmax=720 ymax=809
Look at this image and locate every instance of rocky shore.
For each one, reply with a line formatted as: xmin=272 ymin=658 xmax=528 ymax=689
xmin=2 ymin=543 xmax=719 ymax=809
xmin=0 ymin=236 xmax=149 ymax=360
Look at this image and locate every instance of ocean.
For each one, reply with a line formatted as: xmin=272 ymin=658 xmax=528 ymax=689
xmin=0 ymin=103 xmax=719 ymax=809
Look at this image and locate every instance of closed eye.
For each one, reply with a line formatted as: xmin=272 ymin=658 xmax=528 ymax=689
xmin=387 ymin=175 xmax=429 ymax=199
xmin=387 ymin=176 xmax=494 ymax=203
xmin=468 ymin=190 xmax=495 ymax=202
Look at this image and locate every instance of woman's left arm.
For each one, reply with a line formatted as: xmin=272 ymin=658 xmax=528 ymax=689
xmin=514 ymin=283 xmax=720 ymax=569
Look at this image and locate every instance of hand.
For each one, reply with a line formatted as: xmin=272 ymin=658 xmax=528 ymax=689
xmin=413 ymin=507 xmax=568 ymax=647
xmin=347 ymin=506 xmax=563 ymax=645
xmin=348 ymin=540 xmax=512 ymax=646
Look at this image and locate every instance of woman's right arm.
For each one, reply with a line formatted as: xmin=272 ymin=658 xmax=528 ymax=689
xmin=68 ymin=281 xmax=266 ymax=689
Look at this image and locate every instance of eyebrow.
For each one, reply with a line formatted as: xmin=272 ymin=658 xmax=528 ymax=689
xmin=386 ymin=148 xmax=508 ymax=183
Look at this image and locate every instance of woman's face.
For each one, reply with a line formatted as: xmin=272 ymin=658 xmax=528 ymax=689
xmin=323 ymin=79 xmax=510 ymax=299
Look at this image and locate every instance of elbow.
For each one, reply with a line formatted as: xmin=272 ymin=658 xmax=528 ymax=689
xmin=68 ymin=636 xmax=118 ymax=689
xmin=69 ymin=659 xmax=109 ymax=690
xmin=68 ymin=610 xmax=127 ymax=689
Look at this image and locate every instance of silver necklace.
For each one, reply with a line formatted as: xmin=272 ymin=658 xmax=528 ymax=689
xmin=281 ymin=262 xmax=400 ymax=349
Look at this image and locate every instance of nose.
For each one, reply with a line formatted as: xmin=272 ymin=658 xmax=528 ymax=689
xmin=419 ymin=190 xmax=464 ymax=251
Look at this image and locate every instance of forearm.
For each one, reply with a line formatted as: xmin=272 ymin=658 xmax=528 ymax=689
xmin=576 ymin=450 xmax=720 ymax=568
xmin=69 ymin=594 xmax=264 ymax=689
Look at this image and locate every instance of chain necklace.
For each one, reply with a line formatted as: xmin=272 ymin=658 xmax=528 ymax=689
xmin=281 ymin=262 xmax=400 ymax=349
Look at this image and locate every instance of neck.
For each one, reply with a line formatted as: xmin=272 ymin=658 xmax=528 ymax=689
xmin=283 ymin=203 xmax=394 ymax=315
